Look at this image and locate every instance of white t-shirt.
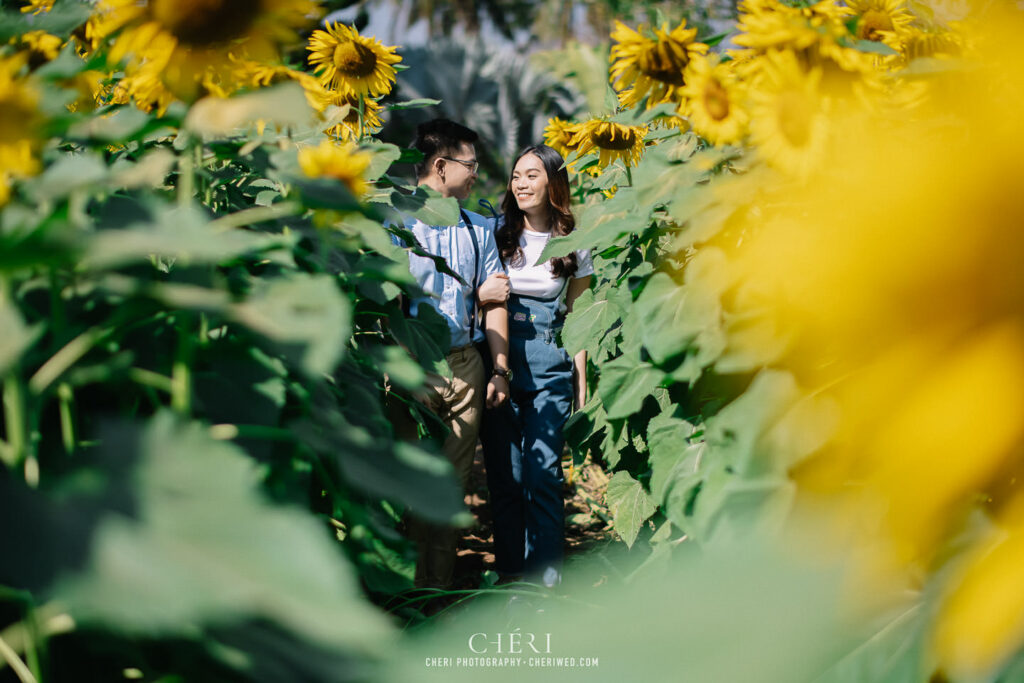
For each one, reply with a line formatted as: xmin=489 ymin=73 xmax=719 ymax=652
xmin=507 ymin=228 xmax=594 ymax=301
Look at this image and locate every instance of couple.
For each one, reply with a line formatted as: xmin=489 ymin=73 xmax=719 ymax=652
xmin=397 ymin=118 xmax=592 ymax=592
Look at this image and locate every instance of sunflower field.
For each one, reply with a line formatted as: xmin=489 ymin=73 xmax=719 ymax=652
xmin=2 ymin=0 xmax=1024 ymax=682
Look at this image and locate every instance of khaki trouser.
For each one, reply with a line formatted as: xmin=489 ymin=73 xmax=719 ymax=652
xmin=406 ymin=344 xmax=485 ymax=589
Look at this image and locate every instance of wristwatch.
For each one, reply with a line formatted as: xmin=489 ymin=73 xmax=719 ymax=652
xmin=492 ymin=366 xmax=512 ymax=381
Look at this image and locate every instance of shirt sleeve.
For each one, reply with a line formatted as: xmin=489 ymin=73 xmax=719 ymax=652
xmin=575 ymin=248 xmax=595 ymax=278
xmin=478 ymin=214 xmax=505 ymax=280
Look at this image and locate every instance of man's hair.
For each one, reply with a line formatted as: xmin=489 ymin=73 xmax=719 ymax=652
xmin=412 ymin=118 xmax=479 ymax=180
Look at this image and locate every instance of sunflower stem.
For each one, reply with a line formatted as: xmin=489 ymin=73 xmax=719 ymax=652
xmin=57 ymin=382 xmax=75 ymax=455
xmin=170 ymin=316 xmax=193 ymax=417
xmin=357 ymin=95 xmax=365 ymax=141
xmin=177 ymin=138 xmax=195 ymax=207
xmin=625 ymin=165 xmax=634 ymax=187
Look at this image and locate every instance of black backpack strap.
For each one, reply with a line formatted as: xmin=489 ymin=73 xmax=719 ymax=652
xmin=460 ymin=209 xmax=481 ymax=341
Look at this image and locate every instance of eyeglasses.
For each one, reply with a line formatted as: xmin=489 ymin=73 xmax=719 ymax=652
xmin=440 ymin=156 xmax=479 ymax=173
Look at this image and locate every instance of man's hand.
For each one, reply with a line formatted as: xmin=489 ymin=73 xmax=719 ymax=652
xmin=486 ymin=374 xmax=509 ymax=409
xmin=478 ymin=272 xmax=510 ymax=305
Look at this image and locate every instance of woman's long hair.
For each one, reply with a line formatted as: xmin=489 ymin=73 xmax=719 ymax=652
xmin=497 ymin=144 xmax=578 ymax=279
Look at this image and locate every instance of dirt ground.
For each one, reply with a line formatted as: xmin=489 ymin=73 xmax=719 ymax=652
xmin=450 ymin=446 xmax=616 ymax=591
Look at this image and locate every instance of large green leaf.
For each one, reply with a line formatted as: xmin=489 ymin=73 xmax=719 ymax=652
xmin=49 ymin=412 xmax=391 ymax=654
xmin=605 ymin=471 xmax=658 ymax=549
xmin=384 ymin=186 xmax=460 ymax=227
xmin=231 ymin=274 xmax=352 ymax=376
xmin=539 ymin=189 xmax=650 ymax=260
xmin=82 ymin=202 xmax=286 ymax=270
xmin=596 ymin=354 xmax=664 ymax=420
xmin=561 ymin=284 xmax=626 ymax=358
xmin=646 ymin=409 xmax=698 ymax=502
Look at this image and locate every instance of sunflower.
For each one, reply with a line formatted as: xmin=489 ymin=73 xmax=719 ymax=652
xmin=748 ymin=50 xmax=830 ymax=178
xmin=319 ymin=90 xmax=384 ymax=141
xmin=543 ymin=117 xmax=582 ymax=157
xmin=89 ymin=0 xmax=320 ymax=104
xmin=14 ymin=31 xmax=63 ymax=69
xmin=236 ymin=60 xmax=327 ymax=110
xmin=298 ymin=139 xmax=372 ymax=196
xmin=848 ymin=0 xmax=914 ymax=50
xmin=681 ymin=55 xmax=748 ymax=146
xmin=0 ymin=58 xmax=43 ymax=203
xmin=572 ymin=119 xmax=648 ymax=170
xmin=306 ymin=23 xmax=401 ymax=98
xmin=609 ymin=20 xmax=708 ymax=108
xmin=20 ymin=0 xmax=53 ymax=14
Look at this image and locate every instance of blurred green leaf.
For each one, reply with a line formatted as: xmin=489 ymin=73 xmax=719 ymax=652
xmin=231 ymin=274 xmax=352 ymax=376
xmin=0 ymin=304 xmax=42 ymax=376
xmin=52 ymin=412 xmax=392 ymax=652
xmin=184 ymin=83 xmax=314 ymax=137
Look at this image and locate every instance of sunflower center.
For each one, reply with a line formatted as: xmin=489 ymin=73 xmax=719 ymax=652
xmin=333 ymin=40 xmax=378 ymax=78
xmin=0 ymin=97 xmax=35 ymax=146
xmin=858 ymin=10 xmax=894 ymax=42
xmin=777 ymin=92 xmax=812 ymax=147
xmin=703 ymin=79 xmax=730 ymax=121
xmin=639 ymin=45 xmax=687 ymax=86
xmin=591 ymin=126 xmax=637 ymax=151
xmin=151 ymin=0 xmax=256 ymax=46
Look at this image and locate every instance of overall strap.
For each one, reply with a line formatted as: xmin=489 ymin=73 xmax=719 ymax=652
xmin=460 ymin=209 xmax=481 ymax=340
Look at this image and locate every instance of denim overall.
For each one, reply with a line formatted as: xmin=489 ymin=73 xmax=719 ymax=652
xmin=479 ymin=287 xmax=573 ymax=585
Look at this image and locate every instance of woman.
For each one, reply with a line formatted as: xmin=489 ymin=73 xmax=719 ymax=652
xmin=476 ymin=144 xmax=593 ymax=587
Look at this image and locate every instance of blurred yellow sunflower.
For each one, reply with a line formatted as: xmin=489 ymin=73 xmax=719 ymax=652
xmin=89 ymin=0 xmax=320 ymax=104
xmin=20 ymin=0 xmax=53 ymax=14
xmin=298 ymin=139 xmax=372 ymax=196
xmin=681 ymin=54 xmax=748 ymax=146
xmin=236 ymin=60 xmax=326 ymax=110
xmin=306 ymin=23 xmax=401 ymax=98
xmin=543 ymin=117 xmax=582 ymax=157
xmin=14 ymin=31 xmax=63 ymax=68
xmin=848 ymin=0 xmax=914 ymax=50
xmin=0 ymin=58 xmax=43 ymax=204
xmin=573 ymin=119 xmax=648 ymax=170
xmin=319 ymin=90 xmax=384 ymax=140
xmin=609 ymin=20 xmax=708 ymax=108
xmin=748 ymin=50 xmax=830 ymax=177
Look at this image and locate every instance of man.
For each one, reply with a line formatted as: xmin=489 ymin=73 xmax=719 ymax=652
xmin=394 ymin=118 xmax=511 ymax=591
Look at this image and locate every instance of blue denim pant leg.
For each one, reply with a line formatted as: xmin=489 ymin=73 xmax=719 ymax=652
xmin=520 ymin=379 xmax=571 ymax=584
xmin=479 ymin=392 xmax=526 ymax=575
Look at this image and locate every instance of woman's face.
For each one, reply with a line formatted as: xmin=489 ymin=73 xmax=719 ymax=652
xmin=510 ymin=153 xmax=549 ymax=215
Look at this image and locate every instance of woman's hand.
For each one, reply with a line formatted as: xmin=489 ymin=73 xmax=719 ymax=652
xmin=486 ymin=374 xmax=509 ymax=408
xmin=477 ymin=272 xmax=510 ymax=305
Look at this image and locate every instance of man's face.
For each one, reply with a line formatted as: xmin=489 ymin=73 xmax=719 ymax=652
xmin=440 ymin=141 xmax=478 ymax=201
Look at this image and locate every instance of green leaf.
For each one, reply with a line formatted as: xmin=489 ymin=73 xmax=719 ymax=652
xmin=67 ymin=106 xmax=151 ymax=142
xmin=605 ymin=471 xmax=658 ymax=548
xmin=850 ymin=38 xmax=900 ymax=56
xmin=369 ymin=345 xmax=426 ymax=391
xmin=388 ymin=303 xmax=450 ymax=375
xmin=82 ymin=202 xmax=284 ymax=270
xmin=184 ymin=82 xmax=314 ymax=137
xmin=561 ymin=284 xmax=626 ymax=358
xmin=0 ymin=304 xmax=42 ymax=377
xmin=539 ymin=189 xmax=650 ymax=260
xmin=386 ymin=98 xmax=442 ymax=111
xmin=231 ymin=274 xmax=353 ymax=376
xmin=597 ymin=354 xmax=664 ymax=420
xmin=386 ymin=186 xmax=460 ymax=227
xmin=647 ymin=410 xmax=697 ymax=502
xmin=51 ymin=412 xmax=392 ymax=651
xmin=705 ymin=370 xmax=802 ymax=476
xmin=25 ymin=152 xmax=108 ymax=202
xmin=362 ymin=142 xmax=403 ymax=183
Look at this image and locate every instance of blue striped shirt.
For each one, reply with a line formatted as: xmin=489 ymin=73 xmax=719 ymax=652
xmin=395 ymin=209 xmax=504 ymax=349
